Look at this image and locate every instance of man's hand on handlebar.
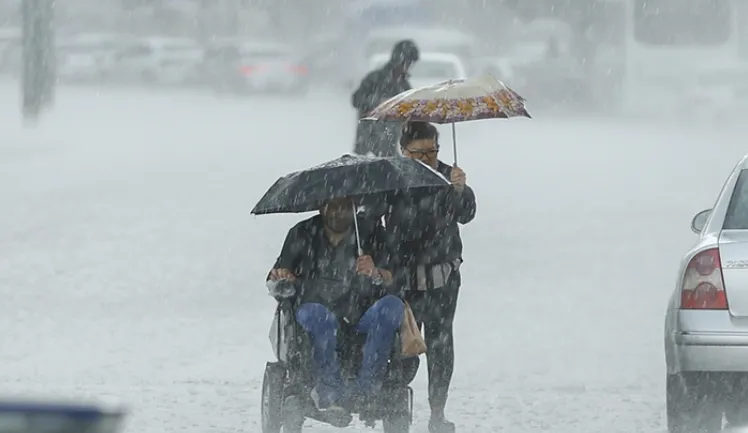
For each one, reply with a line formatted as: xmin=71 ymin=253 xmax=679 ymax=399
xmin=355 ymin=255 xmax=377 ymax=276
xmin=269 ymin=268 xmax=296 ymax=282
xmin=266 ymin=270 xmax=296 ymax=300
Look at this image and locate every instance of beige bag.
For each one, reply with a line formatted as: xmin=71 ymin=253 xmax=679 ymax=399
xmin=400 ymin=302 xmax=427 ymax=358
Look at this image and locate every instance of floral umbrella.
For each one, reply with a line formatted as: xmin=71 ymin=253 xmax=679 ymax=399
xmin=362 ymin=73 xmax=531 ymax=165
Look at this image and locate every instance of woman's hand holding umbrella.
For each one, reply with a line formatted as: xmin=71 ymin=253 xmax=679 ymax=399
xmin=450 ymin=166 xmax=466 ymax=193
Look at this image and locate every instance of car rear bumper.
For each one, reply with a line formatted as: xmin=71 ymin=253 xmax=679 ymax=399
xmin=669 ymin=310 xmax=748 ymax=373
xmin=676 ymin=334 xmax=748 ymax=372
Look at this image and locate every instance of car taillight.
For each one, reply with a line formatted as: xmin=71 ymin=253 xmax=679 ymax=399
xmin=289 ymin=64 xmax=307 ymax=75
xmin=240 ymin=65 xmax=255 ymax=74
xmin=681 ymin=248 xmax=728 ymax=310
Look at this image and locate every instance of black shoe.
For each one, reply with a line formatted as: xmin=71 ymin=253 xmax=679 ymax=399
xmin=429 ymin=414 xmax=456 ymax=433
xmin=282 ymin=395 xmax=305 ymax=432
xmin=316 ymin=404 xmax=351 ymax=428
xmin=310 ymin=387 xmax=351 ymax=427
xmin=350 ymin=393 xmax=378 ymax=423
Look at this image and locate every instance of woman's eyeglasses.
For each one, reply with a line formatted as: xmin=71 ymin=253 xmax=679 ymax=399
xmin=403 ymin=147 xmax=439 ymax=158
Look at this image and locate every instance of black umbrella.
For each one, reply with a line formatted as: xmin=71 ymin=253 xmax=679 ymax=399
xmin=251 ymin=154 xmax=450 ymax=215
xmin=251 ymin=154 xmax=451 ymax=253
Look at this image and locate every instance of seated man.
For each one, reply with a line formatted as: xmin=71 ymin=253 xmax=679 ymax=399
xmin=267 ymin=197 xmax=404 ymax=416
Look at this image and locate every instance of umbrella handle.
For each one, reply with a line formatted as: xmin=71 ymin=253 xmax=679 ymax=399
xmin=451 ymin=122 xmax=458 ymax=167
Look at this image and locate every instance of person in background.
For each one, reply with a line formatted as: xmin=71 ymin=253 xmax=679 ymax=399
xmin=384 ymin=121 xmax=477 ymax=433
xmin=351 ymin=39 xmax=419 ymax=157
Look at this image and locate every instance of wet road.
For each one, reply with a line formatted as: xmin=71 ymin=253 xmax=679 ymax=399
xmin=2 ymin=82 xmax=748 ymax=433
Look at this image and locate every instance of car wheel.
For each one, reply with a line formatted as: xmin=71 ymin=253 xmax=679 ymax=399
xmin=140 ymin=70 xmax=156 ymax=85
xmin=211 ymin=81 xmax=226 ymax=95
xmin=722 ymin=374 xmax=748 ymax=428
xmin=98 ymin=71 xmax=112 ymax=84
xmin=667 ymin=373 xmax=722 ymax=433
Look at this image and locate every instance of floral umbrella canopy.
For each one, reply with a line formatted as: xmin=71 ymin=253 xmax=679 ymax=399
xmin=362 ymin=73 xmax=531 ymax=165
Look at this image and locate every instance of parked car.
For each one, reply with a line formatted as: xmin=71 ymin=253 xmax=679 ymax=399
xmin=305 ymin=33 xmax=342 ymax=87
xmin=57 ymin=35 xmax=127 ymax=83
xmin=114 ymin=37 xmax=204 ymax=86
xmin=201 ymin=40 xmax=309 ymax=95
xmin=665 ymin=153 xmax=748 ymax=432
xmin=368 ymin=51 xmax=467 ymax=89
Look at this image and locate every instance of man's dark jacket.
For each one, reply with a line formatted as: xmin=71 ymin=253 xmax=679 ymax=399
xmin=270 ymin=214 xmax=393 ymax=323
xmin=351 ymin=63 xmax=411 ymax=157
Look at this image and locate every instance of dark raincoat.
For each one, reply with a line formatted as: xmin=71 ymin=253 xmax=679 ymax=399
xmin=371 ymin=160 xmax=476 ymax=415
xmin=351 ymin=41 xmax=419 ymax=157
xmin=382 ymin=161 xmax=477 ymax=286
xmin=270 ymin=214 xmax=393 ymax=324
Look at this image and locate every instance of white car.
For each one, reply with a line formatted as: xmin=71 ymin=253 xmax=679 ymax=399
xmin=368 ymin=51 xmax=467 ymax=89
xmin=665 ymin=152 xmax=748 ymax=432
xmin=57 ymin=33 xmax=133 ymax=83
xmin=114 ymin=37 xmax=204 ymax=86
xmin=200 ymin=41 xmax=309 ymax=95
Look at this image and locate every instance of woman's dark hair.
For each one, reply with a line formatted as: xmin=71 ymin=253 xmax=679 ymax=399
xmin=399 ymin=121 xmax=439 ymax=148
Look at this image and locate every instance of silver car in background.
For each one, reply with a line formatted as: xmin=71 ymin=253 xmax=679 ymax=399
xmin=113 ymin=37 xmax=204 ymax=86
xmin=367 ymin=51 xmax=467 ymax=90
xmin=665 ymin=153 xmax=748 ymax=432
xmin=57 ymin=35 xmax=124 ymax=83
xmin=201 ymin=40 xmax=309 ymax=96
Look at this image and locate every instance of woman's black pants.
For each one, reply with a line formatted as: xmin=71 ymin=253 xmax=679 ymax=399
xmin=404 ymin=273 xmax=460 ymax=415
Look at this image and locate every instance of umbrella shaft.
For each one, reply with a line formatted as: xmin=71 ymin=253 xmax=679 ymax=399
xmin=351 ymin=201 xmax=363 ymax=256
xmin=452 ymin=123 xmax=458 ymax=167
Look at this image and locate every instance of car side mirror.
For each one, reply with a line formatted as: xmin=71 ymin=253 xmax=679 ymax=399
xmin=691 ymin=209 xmax=712 ymax=234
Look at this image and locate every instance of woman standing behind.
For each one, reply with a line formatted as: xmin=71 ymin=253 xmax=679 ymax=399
xmin=384 ymin=121 xmax=477 ymax=433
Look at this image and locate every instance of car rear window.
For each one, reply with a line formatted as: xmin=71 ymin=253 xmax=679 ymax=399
xmin=723 ymin=169 xmax=748 ymax=229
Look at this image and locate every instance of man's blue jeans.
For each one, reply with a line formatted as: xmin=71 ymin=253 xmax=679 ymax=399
xmin=295 ymin=295 xmax=404 ymax=408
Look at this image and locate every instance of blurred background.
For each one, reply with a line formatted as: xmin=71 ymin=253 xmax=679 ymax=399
xmin=4 ymin=2 xmax=748 ymax=432
xmin=0 ymin=0 xmax=712 ymax=116
xmin=6 ymin=0 xmax=741 ymax=118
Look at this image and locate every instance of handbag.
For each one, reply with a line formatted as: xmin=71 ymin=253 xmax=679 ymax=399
xmin=400 ymin=301 xmax=427 ymax=358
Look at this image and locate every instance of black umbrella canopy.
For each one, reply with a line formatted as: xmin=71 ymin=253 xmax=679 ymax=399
xmin=251 ymin=154 xmax=451 ymax=215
